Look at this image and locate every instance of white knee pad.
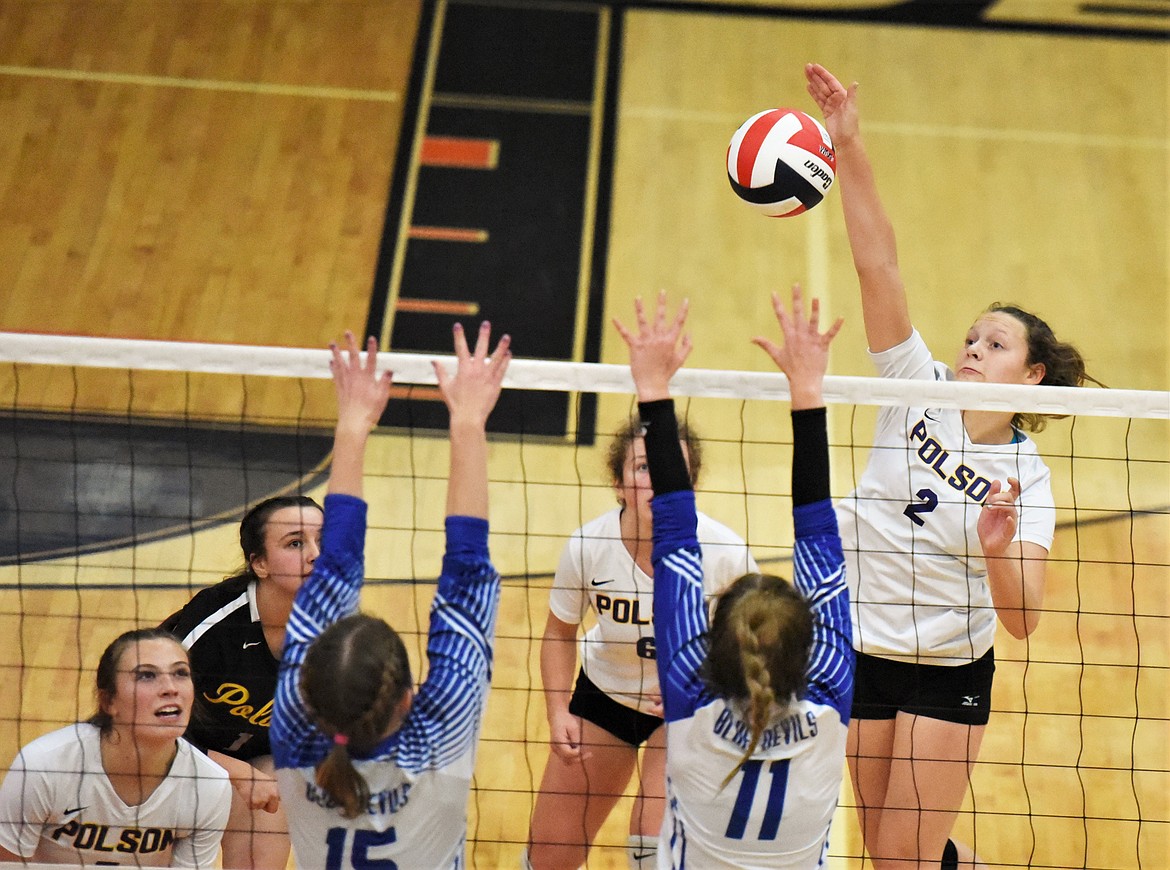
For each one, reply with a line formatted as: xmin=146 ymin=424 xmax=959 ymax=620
xmin=626 ymin=834 xmax=657 ymax=870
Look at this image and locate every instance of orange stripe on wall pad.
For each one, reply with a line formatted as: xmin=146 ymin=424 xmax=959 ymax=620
xmin=389 ymin=385 xmax=443 ymax=402
xmin=395 ymin=298 xmax=480 ymax=316
xmin=420 ymin=136 xmax=499 ymax=169
xmin=408 ymin=226 xmax=489 ymax=243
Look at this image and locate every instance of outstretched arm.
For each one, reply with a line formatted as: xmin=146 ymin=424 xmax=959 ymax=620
xmin=273 ymin=332 xmax=392 ymax=767
xmin=754 ymin=285 xmax=853 ymax=716
xmin=414 ymin=323 xmax=511 ymax=748
xmin=614 ymin=292 xmax=708 ymax=722
xmin=327 ymin=332 xmax=394 ymax=499
xmin=432 ymin=321 xmax=511 ymax=521
xmin=805 ymin=63 xmax=910 ymax=353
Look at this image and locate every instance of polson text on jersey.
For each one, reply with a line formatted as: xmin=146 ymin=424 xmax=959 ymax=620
xmin=912 ymin=418 xmax=996 ymax=502
xmin=712 ymin=706 xmax=817 ymax=751
xmin=304 ymin=780 xmax=412 ymax=816
xmin=50 ymin=820 xmax=175 ymax=855
xmin=204 ymin=682 xmax=272 ymax=726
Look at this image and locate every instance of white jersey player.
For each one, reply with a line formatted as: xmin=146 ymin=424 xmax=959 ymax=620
xmin=837 ymin=328 xmax=1056 ymax=666
xmin=806 ymin=60 xmax=1093 ymax=870
xmin=0 ymin=630 xmax=231 ymax=867
xmin=551 ymin=506 xmax=759 ymax=714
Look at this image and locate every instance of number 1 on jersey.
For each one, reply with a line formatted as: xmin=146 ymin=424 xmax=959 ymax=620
xmin=725 ymin=758 xmax=790 ymax=840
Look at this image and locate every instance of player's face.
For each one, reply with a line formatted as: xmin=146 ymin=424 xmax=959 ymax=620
xmin=955 ymin=312 xmax=1044 ymax=386
xmin=251 ymin=504 xmax=324 ymax=597
xmin=104 ymin=639 xmax=194 ymax=742
xmin=615 ymin=437 xmax=692 ymax=527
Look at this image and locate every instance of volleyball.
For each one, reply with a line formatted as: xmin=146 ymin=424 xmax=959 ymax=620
xmin=726 ymin=108 xmax=836 ymax=218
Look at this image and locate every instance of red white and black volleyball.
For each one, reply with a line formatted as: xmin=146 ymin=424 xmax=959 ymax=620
xmin=727 ymin=108 xmax=836 ymax=217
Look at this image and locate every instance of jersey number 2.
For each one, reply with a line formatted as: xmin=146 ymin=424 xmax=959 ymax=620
xmin=903 ymin=488 xmax=939 ymax=527
xmin=325 ymin=826 xmax=397 ymax=869
xmin=725 ymin=758 xmax=790 ymax=840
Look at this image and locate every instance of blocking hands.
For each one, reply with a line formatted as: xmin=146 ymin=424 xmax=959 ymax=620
xmin=613 ymin=290 xmax=693 ymax=403
xmin=433 ymin=321 xmax=512 ymax=429
xmin=330 ymin=332 xmax=394 ymax=435
xmin=753 ymin=283 xmax=843 ymax=411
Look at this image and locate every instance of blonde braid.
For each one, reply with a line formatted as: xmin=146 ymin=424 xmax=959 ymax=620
xmin=705 ymin=575 xmax=813 ymax=791
xmin=720 ymin=599 xmax=777 ymax=788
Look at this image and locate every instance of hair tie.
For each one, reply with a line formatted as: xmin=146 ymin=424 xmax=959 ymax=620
xmin=333 ymin=733 xmax=349 ymax=747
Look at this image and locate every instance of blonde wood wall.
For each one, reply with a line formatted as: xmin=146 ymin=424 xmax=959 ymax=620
xmin=0 ymin=1 xmax=1166 ymax=867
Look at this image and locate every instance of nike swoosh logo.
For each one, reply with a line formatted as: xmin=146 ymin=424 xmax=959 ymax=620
xmin=633 ymin=852 xmax=655 ymax=860
xmin=243 ymin=641 xmax=263 ymax=649
xmin=63 ymin=806 xmax=86 ymax=816
xmin=590 ymin=579 xmax=614 ymax=586
xmin=924 ymin=409 xmax=940 ymax=422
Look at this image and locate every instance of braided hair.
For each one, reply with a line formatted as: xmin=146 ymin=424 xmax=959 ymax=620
xmin=701 ymin=573 xmax=813 ymax=788
xmin=300 ymin=614 xmax=412 ymax=818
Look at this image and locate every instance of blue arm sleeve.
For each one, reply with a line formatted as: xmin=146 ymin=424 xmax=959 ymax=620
xmin=792 ymin=499 xmax=855 ymax=723
xmin=651 ymin=490 xmax=713 ymax=722
xmin=394 ymin=516 xmax=502 ymax=771
xmin=271 ymin=493 xmax=367 ymax=768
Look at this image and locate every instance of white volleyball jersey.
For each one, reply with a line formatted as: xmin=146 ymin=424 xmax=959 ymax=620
xmin=836 ymin=329 xmax=1056 ymax=664
xmin=548 ymin=508 xmax=757 ymax=713
xmin=654 ymin=494 xmax=852 ymax=869
xmin=0 ymin=723 xmax=230 ymax=867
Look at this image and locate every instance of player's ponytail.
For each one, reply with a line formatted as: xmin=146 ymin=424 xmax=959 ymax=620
xmin=702 ymin=573 xmax=814 ymax=788
xmin=301 ymin=614 xmax=412 ymax=819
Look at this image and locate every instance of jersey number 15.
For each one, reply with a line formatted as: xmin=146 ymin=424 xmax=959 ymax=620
xmin=325 ymin=826 xmax=397 ymax=869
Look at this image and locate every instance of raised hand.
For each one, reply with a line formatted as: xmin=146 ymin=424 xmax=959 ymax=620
xmin=433 ymin=321 xmax=512 ymax=521
xmin=752 ymin=284 xmax=843 ymax=410
xmin=805 ymin=62 xmax=859 ymax=149
xmin=433 ymin=321 xmax=512 ymax=429
xmin=612 ymin=290 xmax=692 ymax=403
xmin=330 ymin=332 xmax=393 ymax=436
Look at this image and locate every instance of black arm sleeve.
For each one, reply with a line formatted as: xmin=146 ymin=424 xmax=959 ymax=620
xmin=791 ymin=407 xmax=830 ymax=507
xmin=638 ymin=399 xmax=692 ymax=496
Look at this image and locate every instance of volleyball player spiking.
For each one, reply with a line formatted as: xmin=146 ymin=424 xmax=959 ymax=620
xmin=806 ymin=62 xmax=1094 ymax=870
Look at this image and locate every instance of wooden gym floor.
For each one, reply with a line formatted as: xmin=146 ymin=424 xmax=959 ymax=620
xmin=0 ymin=1 xmax=1167 ymax=867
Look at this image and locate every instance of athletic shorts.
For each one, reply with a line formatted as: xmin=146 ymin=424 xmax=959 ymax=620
xmin=568 ymin=669 xmax=663 ymax=747
xmin=851 ymin=648 xmax=996 ymax=726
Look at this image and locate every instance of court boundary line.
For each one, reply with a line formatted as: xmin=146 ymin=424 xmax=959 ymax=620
xmin=0 ymin=65 xmax=400 ymax=102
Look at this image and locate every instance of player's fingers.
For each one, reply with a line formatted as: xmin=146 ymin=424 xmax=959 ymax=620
xmin=470 ymin=320 xmax=492 ymax=361
xmin=451 ymin=321 xmax=470 ymax=361
xmin=364 ymin=335 xmax=378 ymax=373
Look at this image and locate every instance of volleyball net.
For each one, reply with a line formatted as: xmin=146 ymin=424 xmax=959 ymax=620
xmin=0 ymin=332 xmax=1166 ymax=869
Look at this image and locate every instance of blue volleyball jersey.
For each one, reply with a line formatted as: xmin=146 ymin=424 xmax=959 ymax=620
xmin=652 ymin=490 xmax=853 ymax=869
xmin=272 ymin=494 xmax=500 ymax=869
